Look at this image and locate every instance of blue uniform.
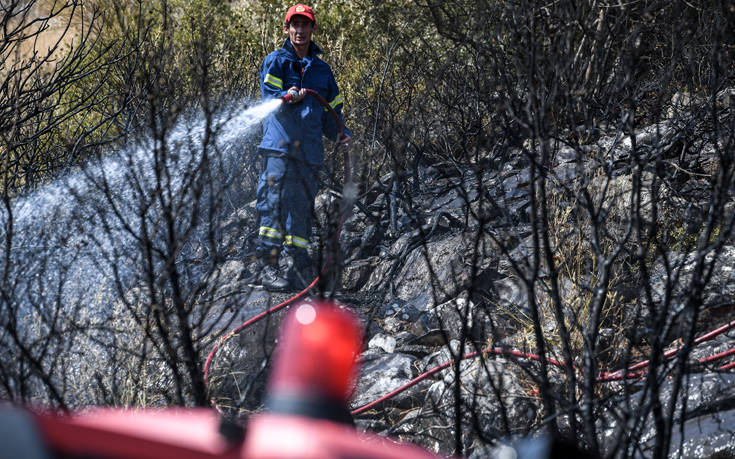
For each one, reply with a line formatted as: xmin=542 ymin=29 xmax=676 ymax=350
xmin=259 ymin=39 xmax=350 ymax=164
xmin=256 ymin=39 xmax=349 ymax=272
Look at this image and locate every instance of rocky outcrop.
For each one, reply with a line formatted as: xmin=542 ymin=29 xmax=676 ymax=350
xmin=206 ymin=98 xmax=735 ymax=458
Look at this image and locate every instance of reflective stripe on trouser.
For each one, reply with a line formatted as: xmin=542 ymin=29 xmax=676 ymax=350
xmin=259 ymin=226 xmax=283 ymax=241
xmin=255 ymin=152 xmax=318 ymax=268
xmin=285 ymin=234 xmax=310 ymax=249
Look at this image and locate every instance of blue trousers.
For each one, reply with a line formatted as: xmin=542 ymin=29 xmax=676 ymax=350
xmin=255 ymin=153 xmax=319 ymax=268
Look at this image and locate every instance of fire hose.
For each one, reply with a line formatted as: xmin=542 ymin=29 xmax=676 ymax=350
xmin=351 ymin=318 xmax=735 ymax=415
xmin=597 ymin=317 xmax=735 ymax=381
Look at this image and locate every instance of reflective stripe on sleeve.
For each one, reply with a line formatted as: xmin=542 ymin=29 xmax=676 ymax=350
xmin=264 ymin=74 xmax=283 ymax=90
xmin=324 ymin=93 xmax=344 ymax=111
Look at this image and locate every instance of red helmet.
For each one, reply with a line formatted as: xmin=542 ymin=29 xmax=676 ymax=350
xmin=284 ymin=4 xmax=315 ymax=25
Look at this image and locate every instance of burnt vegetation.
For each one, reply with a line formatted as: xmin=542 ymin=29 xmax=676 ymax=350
xmin=1 ymin=0 xmax=735 ymax=457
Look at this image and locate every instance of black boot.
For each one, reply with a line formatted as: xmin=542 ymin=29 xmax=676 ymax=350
xmin=260 ymin=263 xmax=291 ymax=292
xmin=243 ymin=251 xmax=291 ymax=292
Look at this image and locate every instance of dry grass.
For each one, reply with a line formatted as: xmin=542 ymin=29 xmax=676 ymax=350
xmin=2 ymin=0 xmax=100 ymax=74
xmin=498 ymin=172 xmax=630 ymax=373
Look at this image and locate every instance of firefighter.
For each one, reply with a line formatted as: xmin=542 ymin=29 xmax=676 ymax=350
xmin=249 ymin=4 xmax=352 ymax=292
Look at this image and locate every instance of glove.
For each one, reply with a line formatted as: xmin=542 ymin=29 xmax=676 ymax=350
xmin=284 ymin=88 xmax=299 ymax=103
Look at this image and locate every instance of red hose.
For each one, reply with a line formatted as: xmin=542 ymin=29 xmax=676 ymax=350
xmin=598 ymin=318 xmax=735 ymax=381
xmin=352 ymin=322 xmax=735 ymax=414
xmin=351 ymin=348 xmax=569 ymax=415
xmin=302 ymin=88 xmax=350 ymax=184
xmin=302 ymin=89 xmax=345 ymax=137
xmin=203 ymin=276 xmax=319 ymax=389
xmin=698 ymin=347 xmax=735 ymax=365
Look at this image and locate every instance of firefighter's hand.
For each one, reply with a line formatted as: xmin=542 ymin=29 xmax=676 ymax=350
xmin=338 ymin=133 xmax=352 ymax=151
xmin=287 ymin=87 xmax=306 ymax=103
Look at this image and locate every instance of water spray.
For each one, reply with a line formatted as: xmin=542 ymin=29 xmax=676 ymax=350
xmin=1 ymin=98 xmax=283 ymax=390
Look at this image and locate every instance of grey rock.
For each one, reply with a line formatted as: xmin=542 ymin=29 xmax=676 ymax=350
xmin=369 ymin=333 xmax=397 ymax=353
xmin=391 ymin=233 xmax=473 ymax=305
xmin=408 ymin=329 xmax=449 ymax=347
xmin=669 ymin=409 xmax=735 ymax=458
xmin=420 ymin=294 xmax=496 ymax=343
xmin=379 ymin=299 xmax=422 ymax=320
xmin=381 ymin=316 xmax=403 ymax=334
xmin=342 ymin=257 xmax=378 ymax=292
xmin=601 ymin=373 xmax=735 ymax=457
xmin=492 ymin=275 xmax=529 ymax=319
xmin=393 ymin=344 xmax=433 ymax=359
xmin=207 ymin=292 xmax=288 ymax=414
xmin=353 ymin=353 xmax=419 ymax=410
xmin=388 ymin=358 xmax=536 ymax=456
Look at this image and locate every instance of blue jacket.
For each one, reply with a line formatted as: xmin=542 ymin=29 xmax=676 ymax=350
xmin=259 ymin=39 xmax=350 ymax=165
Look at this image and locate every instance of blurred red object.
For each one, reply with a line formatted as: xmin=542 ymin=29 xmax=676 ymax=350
xmin=33 ymin=407 xmax=238 ymax=459
xmin=243 ymin=300 xmax=440 ymax=458
xmin=243 ymin=412 xmax=440 ymax=459
xmin=268 ymin=300 xmax=363 ymax=404
xmin=1 ymin=300 xmax=443 ymax=458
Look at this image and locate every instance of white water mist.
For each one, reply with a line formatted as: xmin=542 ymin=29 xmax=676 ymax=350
xmin=2 ymin=98 xmax=282 ymax=317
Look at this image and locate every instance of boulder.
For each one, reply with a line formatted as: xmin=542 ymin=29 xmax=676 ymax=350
xmin=352 ymin=352 xmax=420 ymax=411
xmin=388 ymin=357 xmax=537 ymax=456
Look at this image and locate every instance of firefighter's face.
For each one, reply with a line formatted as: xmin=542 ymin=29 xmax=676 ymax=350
xmin=284 ymin=15 xmax=315 ymax=48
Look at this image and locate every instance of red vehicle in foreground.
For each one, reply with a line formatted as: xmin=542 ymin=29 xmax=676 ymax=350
xmin=0 ymin=301 xmax=441 ymax=458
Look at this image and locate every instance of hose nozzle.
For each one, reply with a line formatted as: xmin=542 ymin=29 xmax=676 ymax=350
xmin=282 ymin=88 xmax=299 ymax=104
xmin=278 ymin=88 xmax=344 ymax=138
